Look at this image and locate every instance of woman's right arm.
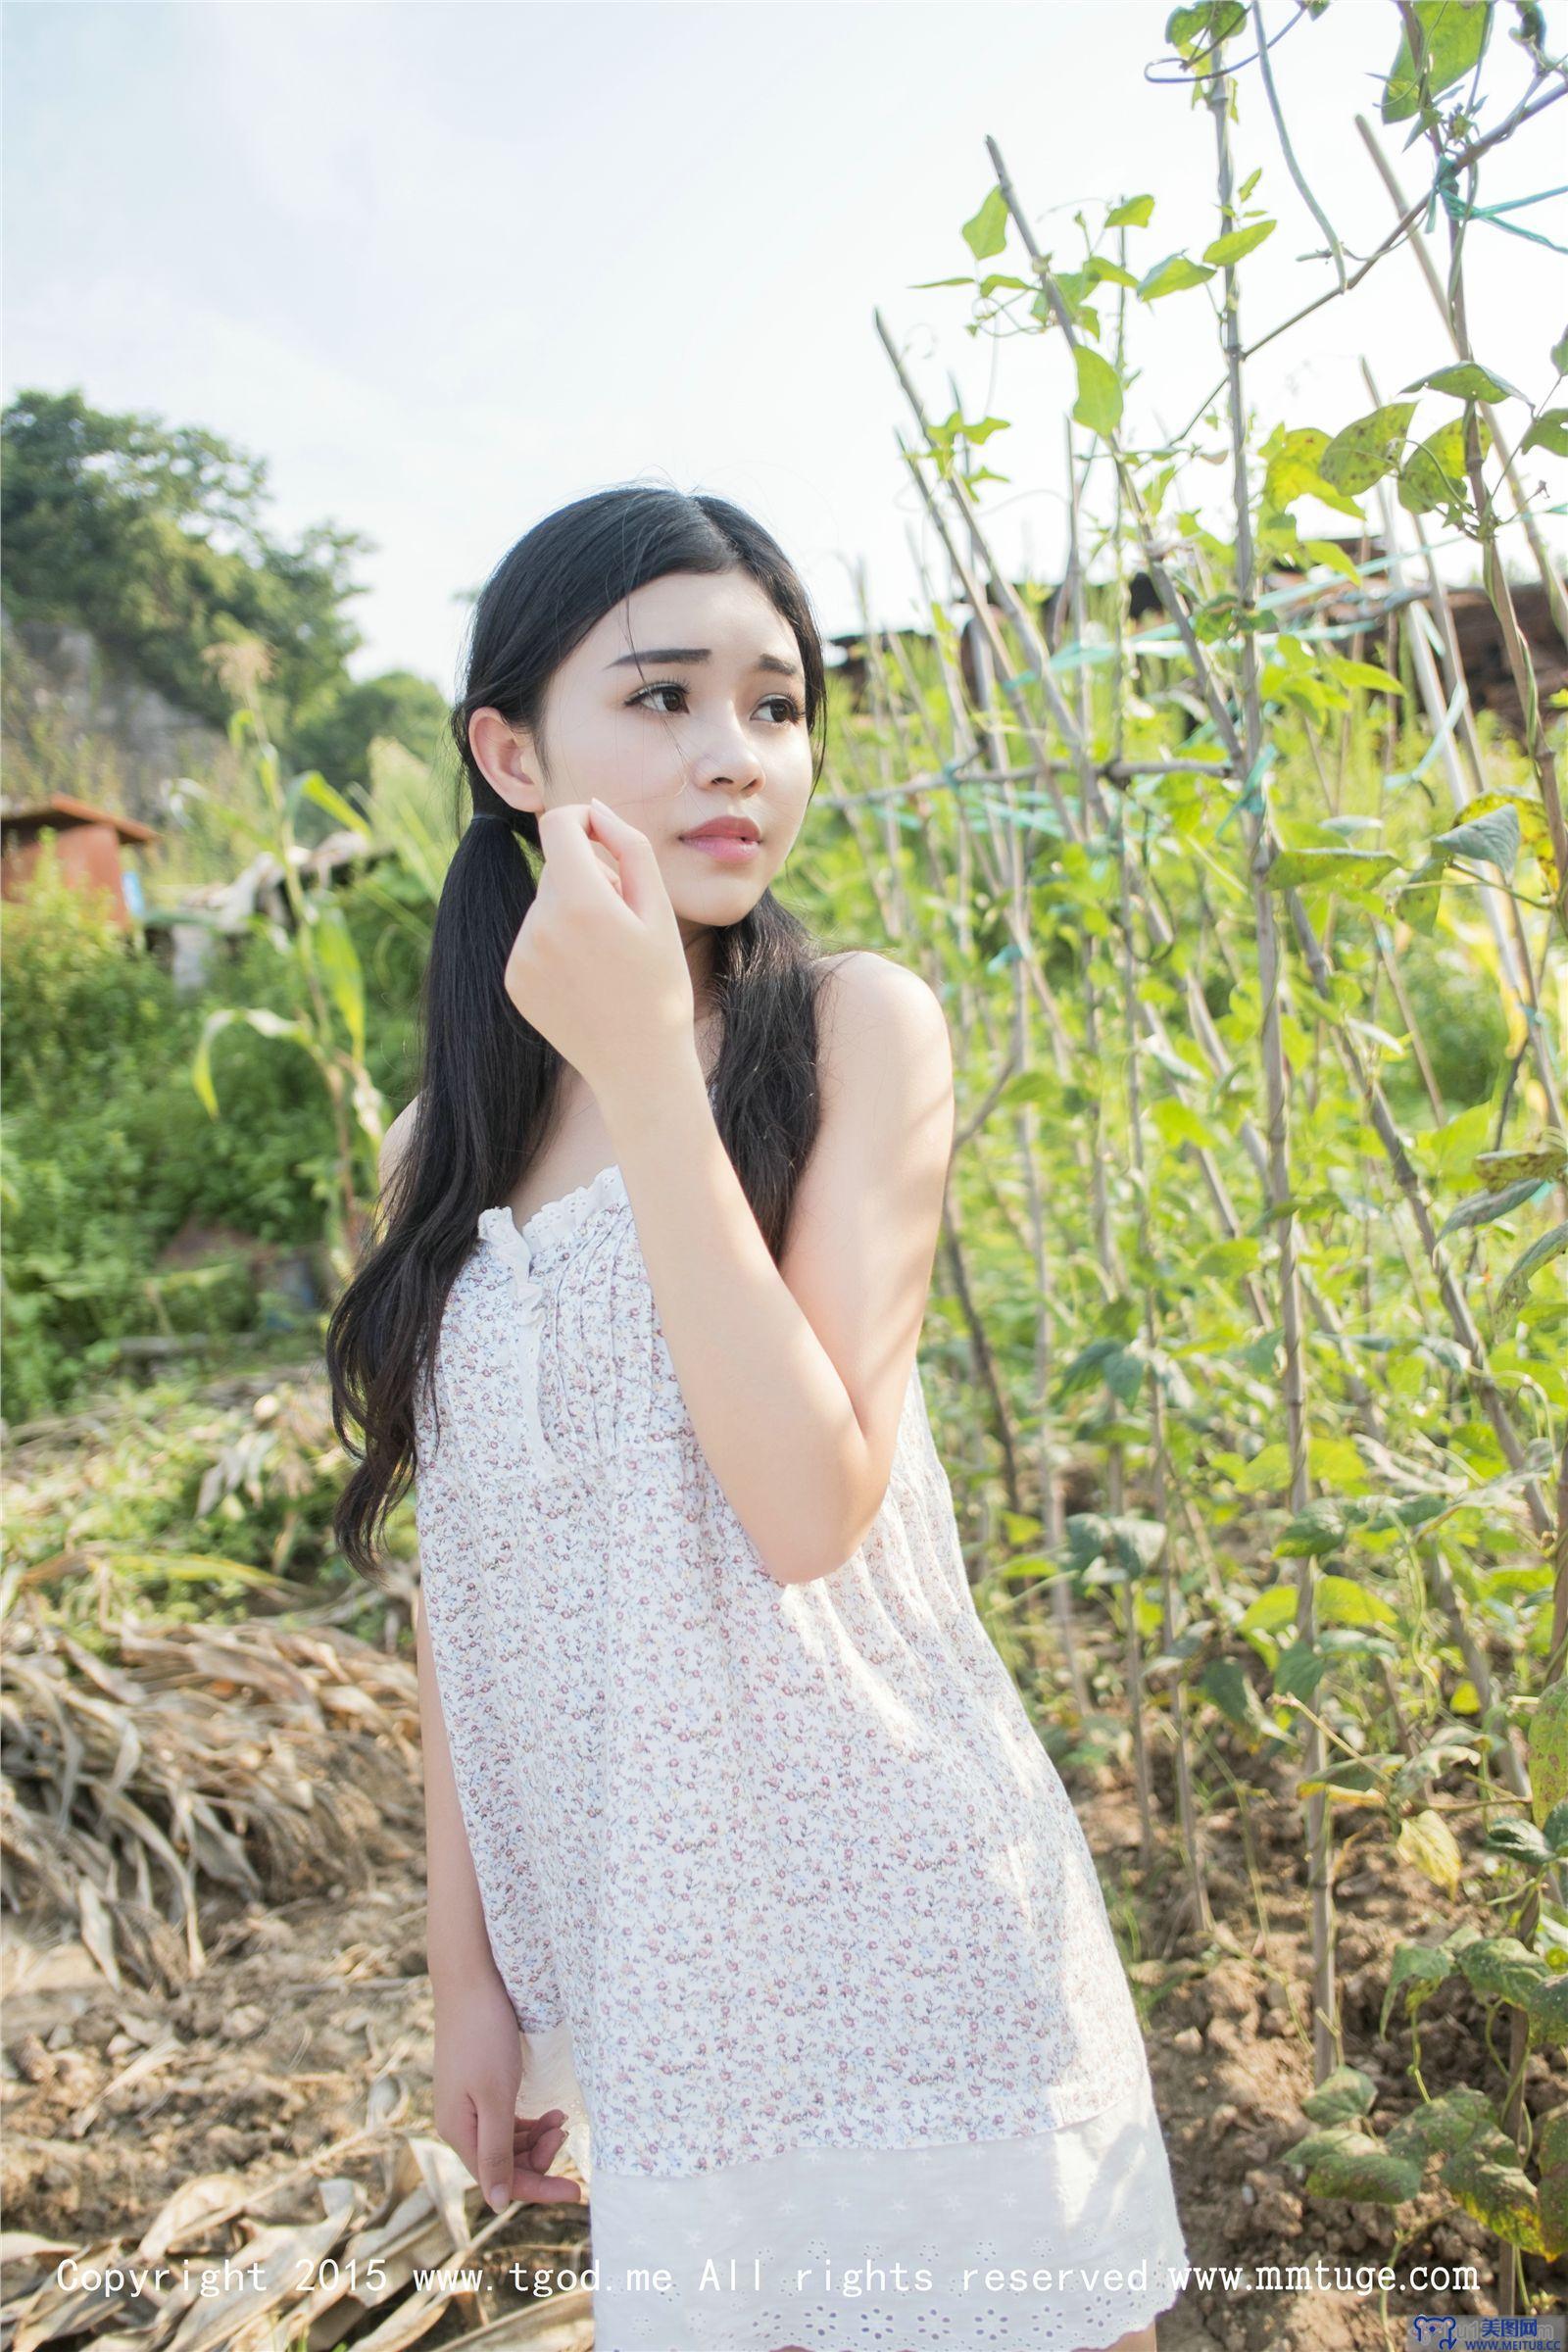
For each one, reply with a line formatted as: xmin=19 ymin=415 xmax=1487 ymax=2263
xmin=414 ymin=1582 xmax=508 ymax=1995
xmin=416 ymin=1581 xmax=578 ymax=2208
xmin=382 ymin=1106 xmax=579 ymax=2210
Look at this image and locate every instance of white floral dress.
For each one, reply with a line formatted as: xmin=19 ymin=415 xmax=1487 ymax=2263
xmin=414 ymin=1110 xmax=1191 ymax=2350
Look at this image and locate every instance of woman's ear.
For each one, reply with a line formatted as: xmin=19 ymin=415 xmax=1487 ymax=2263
xmin=468 ymin=708 xmax=545 ymax=818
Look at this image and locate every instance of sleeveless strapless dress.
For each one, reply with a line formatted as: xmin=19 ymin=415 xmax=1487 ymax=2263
xmin=413 ymin=1118 xmax=1191 ymax=2351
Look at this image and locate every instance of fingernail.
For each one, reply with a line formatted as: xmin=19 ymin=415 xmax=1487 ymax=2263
xmin=487 ymin=2182 xmax=509 ymax=2211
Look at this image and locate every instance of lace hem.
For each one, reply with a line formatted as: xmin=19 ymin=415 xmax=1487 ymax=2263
xmin=589 ymin=2260 xmax=1190 ymax=2350
xmin=586 ymin=2063 xmax=1191 ymax=2350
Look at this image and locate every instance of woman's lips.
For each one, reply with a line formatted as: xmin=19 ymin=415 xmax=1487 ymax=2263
xmin=681 ymin=833 xmax=761 ymax=864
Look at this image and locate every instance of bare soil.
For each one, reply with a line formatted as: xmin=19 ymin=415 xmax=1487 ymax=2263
xmin=4 ymin=1675 xmax=1564 ymax=2349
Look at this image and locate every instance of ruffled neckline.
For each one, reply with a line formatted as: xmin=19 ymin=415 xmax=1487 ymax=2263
xmin=477 ymin=1160 xmax=627 ymax=1266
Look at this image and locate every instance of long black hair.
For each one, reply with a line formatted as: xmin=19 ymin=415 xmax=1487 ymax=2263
xmin=325 ymin=485 xmax=840 ymax=1586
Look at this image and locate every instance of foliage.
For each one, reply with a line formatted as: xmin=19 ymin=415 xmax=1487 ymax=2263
xmin=288 ymin=667 xmax=452 ymax=802
xmin=0 ymin=834 xmax=426 ymax=1421
xmin=0 ymin=388 xmax=368 ymax=747
xmin=2 ymin=0 xmax=1565 ymax=2315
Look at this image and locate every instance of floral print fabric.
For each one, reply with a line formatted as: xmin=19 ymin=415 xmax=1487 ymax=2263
xmin=413 ymin=1157 xmax=1152 ymax=2180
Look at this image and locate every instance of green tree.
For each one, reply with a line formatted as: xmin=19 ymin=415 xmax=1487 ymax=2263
xmin=290 ymin=668 xmax=452 ymax=803
xmin=0 ymin=385 xmax=372 ymax=749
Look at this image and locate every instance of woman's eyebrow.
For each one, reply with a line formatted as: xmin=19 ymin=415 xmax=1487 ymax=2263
xmin=604 ymin=646 xmax=804 ymax=680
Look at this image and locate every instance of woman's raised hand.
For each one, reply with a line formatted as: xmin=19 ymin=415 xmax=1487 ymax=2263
xmin=503 ymin=796 xmax=695 ymax=1101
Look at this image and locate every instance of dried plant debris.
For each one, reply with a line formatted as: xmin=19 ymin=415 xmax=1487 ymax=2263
xmin=3 ymin=1606 xmax=421 ymax=1991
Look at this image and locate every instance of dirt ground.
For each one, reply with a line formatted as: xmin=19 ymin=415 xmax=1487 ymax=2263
xmin=4 ymin=1679 xmax=1564 ymax=2350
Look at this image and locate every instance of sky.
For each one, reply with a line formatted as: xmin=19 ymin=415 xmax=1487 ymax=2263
xmin=4 ymin=0 xmax=1566 ymax=699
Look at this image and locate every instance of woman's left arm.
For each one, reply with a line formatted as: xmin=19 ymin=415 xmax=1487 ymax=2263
xmin=600 ymin=947 xmax=955 ymax=1588
xmin=503 ymin=798 xmax=955 ymax=1587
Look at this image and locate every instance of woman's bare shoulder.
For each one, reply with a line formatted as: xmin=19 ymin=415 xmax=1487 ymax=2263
xmin=815 ymin=948 xmax=949 ymax=1045
xmin=379 ymin=1096 xmax=419 ymax=1193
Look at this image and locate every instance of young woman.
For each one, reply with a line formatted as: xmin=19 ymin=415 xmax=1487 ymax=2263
xmin=327 ymin=485 xmax=1191 ymax=2352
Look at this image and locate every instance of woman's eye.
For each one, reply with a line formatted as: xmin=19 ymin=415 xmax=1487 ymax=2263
xmin=630 ymin=683 xmax=803 ymax=723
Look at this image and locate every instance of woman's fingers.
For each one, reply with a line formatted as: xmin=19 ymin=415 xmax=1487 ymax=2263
xmin=588 ymin=797 xmax=663 ymax=918
xmin=538 ymin=801 xmax=622 ymax=901
xmin=476 ymin=2092 xmax=521 ymax=2212
xmin=511 ymin=2108 xmax=583 ymax=2202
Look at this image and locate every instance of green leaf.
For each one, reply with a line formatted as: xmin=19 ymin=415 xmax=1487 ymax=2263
xmin=1382 ymin=0 xmax=1495 ymax=125
xmin=1326 ymin=655 xmax=1406 ymax=696
xmin=1276 ymin=1499 xmax=1362 ymax=1559
xmin=1262 ymin=426 xmax=1365 ymax=517
xmin=1266 ymin=846 xmax=1401 ymax=892
xmin=1200 ymin=1657 xmax=1272 ymax=1736
xmin=1484 ymin=1818 xmax=1553 ymax=1867
xmin=1544 ymin=1799 xmax=1568 ymax=1855
xmin=1442 ymin=2128 xmax=1545 ymax=2253
xmin=1521 ymin=409 xmax=1568 ymax=459
xmin=1432 ymin=799 xmax=1521 ymax=876
xmin=1380 ymin=1942 xmax=1456 ymax=2035
xmin=1496 ymin=1221 xmax=1568 ymax=1321
xmin=1398 ymin=412 xmax=1494 ymax=515
xmin=1472 ymin=1131 xmax=1568 ymax=1185
xmin=962 ymin=186 xmax=1010 ymax=262
xmin=1457 ymin=1935 xmax=1551 ymax=2007
xmin=1289 ymin=2124 xmax=1422 ymax=2204
xmin=1529 ymin=1680 xmax=1568 ymax=1830
xmin=1317 ymin=1574 xmax=1398 ymax=1630
xmin=1403 ymin=360 xmax=1524 ymax=403
xmin=1107 ymin=193 xmax=1155 ymax=229
xmin=190 ymin=1005 xmax=318 ymax=1119
xmin=1062 ymin=1511 xmax=1167 ymax=1576
xmin=1299 ymin=2066 xmax=1379 ymax=2126
xmin=1540 ymin=2105 xmax=1568 ymax=2260
xmin=1297 ymin=1762 xmax=1387 ymax=1808
xmin=1435 ymin=1174 xmax=1548 ymax=1241
xmin=1202 ymin=220 xmax=1276 ymax=267
xmin=1241 ymin=1583 xmax=1303 ymax=1635
xmin=1054 ymin=1340 xmax=1152 ymax=1407
xmin=1385 ymin=2085 xmax=1494 ymax=2164
xmin=1072 ymin=346 xmax=1124 ymax=438
xmin=294 ymin=769 xmax=371 ymax=836
xmin=1263 ymin=425 xmax=1329 ymax=502
xmin=1529 ymin=1972 xmax=1568 ymax=2049
xmin=1302 ymin=538 xmax=1362 ymax=582
xmin=1084 ymin=256 xmax=1140 ymax=290
xmin=314 ymin=901 xmax=366 ymax=1063
xmin=1137 ymin=252 xmax=1216 ymax=301
xmin=1320 ymin=403 xmax=1417 ymax=494
xmin=1166 ymin=2 xmax=1247 ymax=56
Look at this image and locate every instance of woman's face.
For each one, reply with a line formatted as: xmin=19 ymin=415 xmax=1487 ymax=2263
xmin=470 ymin=569 xmax=816 ymax=933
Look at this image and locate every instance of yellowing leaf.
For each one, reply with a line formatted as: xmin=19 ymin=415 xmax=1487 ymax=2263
xmin=1398 ymin=1808 xmax=1463 ymax=1897
xmin=1321 ymin=402 xmax=1417 ymax=495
